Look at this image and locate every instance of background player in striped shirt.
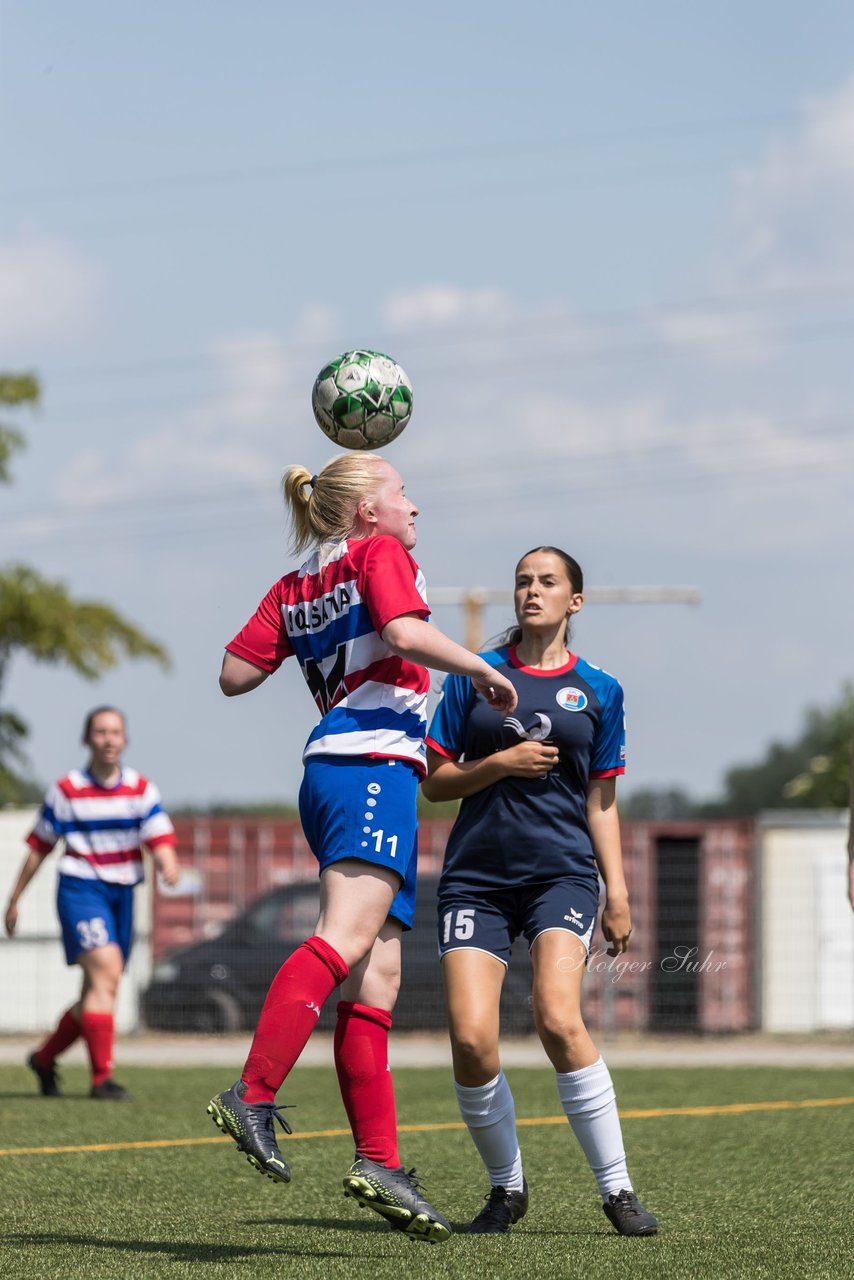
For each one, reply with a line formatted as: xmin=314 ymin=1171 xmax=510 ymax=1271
xmin=4 ymin=706 xmax=179 ymax=1101
xmin=422 ymin=546 xmax=658 ymax=1237
xmin=207 ymin=451 xmax=516 ymax=1244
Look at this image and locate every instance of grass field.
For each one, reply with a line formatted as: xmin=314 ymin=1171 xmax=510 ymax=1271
xmin=1 ymin=1062 xmax=852 ymax=1279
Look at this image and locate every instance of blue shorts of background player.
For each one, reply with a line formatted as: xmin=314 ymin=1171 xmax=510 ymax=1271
xmin=299 ymin=756 xmax=419 ymax=930
xmin=57 ymin=873 xmax=135 ymax=965
xmin=437 ymin=876 xmax=599 ymax=965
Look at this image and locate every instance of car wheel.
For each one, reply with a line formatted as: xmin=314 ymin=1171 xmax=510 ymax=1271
xmin=187 ymin=989 xmax=244 ymax=1033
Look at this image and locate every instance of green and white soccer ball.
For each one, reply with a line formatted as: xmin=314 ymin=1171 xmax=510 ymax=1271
xmin=311 ymin=349 xmax=413 ymax=450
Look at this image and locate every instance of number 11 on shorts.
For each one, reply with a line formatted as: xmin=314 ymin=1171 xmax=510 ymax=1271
xmin=372 ymin=829 xmax=398 ymax=859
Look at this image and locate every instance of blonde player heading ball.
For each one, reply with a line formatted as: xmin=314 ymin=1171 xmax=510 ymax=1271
xmin=208 ymin=354 xmax=516 ymax=1244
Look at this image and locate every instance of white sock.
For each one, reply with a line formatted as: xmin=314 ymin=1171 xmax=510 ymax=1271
xmin=454 ymin=1071 xmax=525 ymax=1192
xmin=555 ymin=1056 xmax=632 ymax=1200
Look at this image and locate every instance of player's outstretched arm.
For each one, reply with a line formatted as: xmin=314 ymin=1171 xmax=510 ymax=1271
xmin=381 ymin=615 xmax=517 ymax=714
xmin=220 ymin=652 xmax=270 ymax=697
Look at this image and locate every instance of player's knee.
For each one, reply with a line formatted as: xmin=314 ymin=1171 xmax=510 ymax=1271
xmin=534 ymin=1006 xmax=586 ymax=1049
xmin=450 ymin=1025 xmax=496 ymax=1071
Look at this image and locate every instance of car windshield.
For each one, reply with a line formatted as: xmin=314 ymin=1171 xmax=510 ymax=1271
xmin=242 ymin=886 xmax=319 ymax=943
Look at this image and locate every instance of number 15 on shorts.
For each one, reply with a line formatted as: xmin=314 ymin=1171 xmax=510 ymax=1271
xmin=442 ymin=908 xmax=475 ymax=943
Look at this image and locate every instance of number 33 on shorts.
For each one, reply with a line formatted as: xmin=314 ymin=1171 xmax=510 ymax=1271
xmin=76 ymin=916 xmax=111 ymax=950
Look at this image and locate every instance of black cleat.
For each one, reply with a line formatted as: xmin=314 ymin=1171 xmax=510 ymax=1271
xmin=207 ymin=1079 xmax=292 ymax=1183
xmin=603 ymin=1188 xmax=659 ymax=1236
xmin=27 ymin=1052 xmax=61 ymax=1098
xmin=468 ymin=1179 xmax=529 ymax=1234
xmin=90 ymin=1077 xmax=132 ymax=1102
xmin=343 ymin=1155 xmax=452 ymax=1243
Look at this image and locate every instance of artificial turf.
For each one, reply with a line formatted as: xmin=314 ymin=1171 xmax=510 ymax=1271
xmin=1 ymin=1063 xmax=852 ymax=1279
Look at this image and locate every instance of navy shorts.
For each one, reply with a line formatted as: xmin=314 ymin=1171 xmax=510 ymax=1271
xmin=299 ymin=756 xmax=419 ymax=930
xmin=56 ymin=873 xmax=134 ymax=965
xmin=437 ymin=877 xmax=600 ymax=966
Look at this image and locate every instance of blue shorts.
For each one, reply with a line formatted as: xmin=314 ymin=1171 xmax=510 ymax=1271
xmin=56 ymin=873 xmax=134 ymax=965
xmin=437 ymin=877 xmax=600 ymax=966
xmin=299 ymin=757 xmax=419 ymax=930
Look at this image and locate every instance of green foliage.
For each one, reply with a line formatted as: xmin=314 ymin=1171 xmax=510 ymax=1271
xmin=701 ymin=684 xmax=854 ymax=816
xmin=622 ymin=685 xmax=854 ymax=818
xmin=0 ymin=371 xmax=171 ymax=804
xmin=620 ymin=786 xmax=697 ymax=820
xmin=0 ymin=372 xmax=38 ymax=484
xmin=0 ymin=565 xmax=169 ymax=681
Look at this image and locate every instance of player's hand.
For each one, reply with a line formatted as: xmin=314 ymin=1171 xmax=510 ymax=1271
xmin=601 ymin=897 xmax=632 ymax=957
xmin=499 ymin=740 xmax=560 ymax=778
xmin=4 ymin=901 xmax=18 ymax=937
xmin=472 ymin=669 xmax=518 ymax=715
xmin=155 ymin=850 xmax=181 ymax=887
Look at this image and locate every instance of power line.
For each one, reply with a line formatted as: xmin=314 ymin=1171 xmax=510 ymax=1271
xmin=28 ymin=312 xmax=854 ymax=427
xmin=7 ymin=111 xmax=798 ymax=205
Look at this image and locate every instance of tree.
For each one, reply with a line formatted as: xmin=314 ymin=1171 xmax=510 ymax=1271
xmin=699 ymin=685 xmax=854 ymax=816
xmin=1 ymin=373 xmax=169 ymax=804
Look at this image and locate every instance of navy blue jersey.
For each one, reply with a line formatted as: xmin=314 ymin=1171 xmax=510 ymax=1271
xmin=425 ymin=646 xmax=626 ymax=892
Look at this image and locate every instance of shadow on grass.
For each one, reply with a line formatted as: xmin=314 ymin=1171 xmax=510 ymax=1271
xmin=246 ymin=1216 xmax=390 ymax=1234
xmin=5 ymin=1234 xmax=354 ymax=1261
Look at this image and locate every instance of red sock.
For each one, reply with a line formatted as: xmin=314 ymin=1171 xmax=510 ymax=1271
xmin=34 ymin=1008 xmax=81 ymax=1066
xmin=242 ymin=936 xmax=349 ymax=1104
xmin=80 ymin=1011 xmax=115 ymax=1085
xmin=334 ymin=1001 xmax=399 ymax=1167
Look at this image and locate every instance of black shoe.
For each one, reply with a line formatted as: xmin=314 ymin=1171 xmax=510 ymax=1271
xmin=603 ymin=1189 xmax=658 ymax=1236
xmin=27 ymin=1052 xmax=61 ymax=1098
xmin=90 ymin=1077 xmax=132 ymax=1102
xmin=468 ymin=1180 xmax=529 ymax=1234
xmin=207 ymin=1079 xmax=292 ymax=1183
xmin=343 ymin=1155 xmax=452 ymax=1243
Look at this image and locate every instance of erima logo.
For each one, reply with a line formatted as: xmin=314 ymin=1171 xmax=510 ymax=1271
xmin=504 ymin=712 xmax=552 ymax=741
xmin=305 ymin=1002 xmax=322 ymax=1018
xmin=556 ymin=687 xmax=587 ymax=712
xmin=563 ymin=909 xmax=585 ymax=929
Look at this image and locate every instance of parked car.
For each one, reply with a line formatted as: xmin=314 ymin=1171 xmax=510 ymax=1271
xmin=142 ymin=876 xmax=536 ymax=1035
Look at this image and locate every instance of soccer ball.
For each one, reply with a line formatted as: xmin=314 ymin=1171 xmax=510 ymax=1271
xmin=311 ymin=349 xmax=413 ymax=450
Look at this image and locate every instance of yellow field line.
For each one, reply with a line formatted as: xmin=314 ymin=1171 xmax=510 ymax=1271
xmin=0 ymin=1095 xmax=852 ymax=1159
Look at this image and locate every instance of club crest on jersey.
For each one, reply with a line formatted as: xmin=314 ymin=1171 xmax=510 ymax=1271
xmin=504 ymin=712 xmax=552 ymax=742
xmin=556 ymin=687 xmax=588 ymax=712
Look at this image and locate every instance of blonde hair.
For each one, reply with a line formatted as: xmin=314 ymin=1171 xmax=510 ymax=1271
xmin=283 ymin=453 xmax=388 ymax=554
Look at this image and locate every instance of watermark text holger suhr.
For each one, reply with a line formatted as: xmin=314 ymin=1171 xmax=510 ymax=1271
xmin=557 ymin=945 xmax=729 ymax=983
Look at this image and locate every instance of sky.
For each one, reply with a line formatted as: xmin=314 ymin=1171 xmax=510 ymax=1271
xmin=2 ymin=1 xmax=854 ymax=808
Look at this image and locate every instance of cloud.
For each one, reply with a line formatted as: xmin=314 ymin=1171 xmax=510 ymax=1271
xmin=0 ymin=233 xmax=103 ymax=345
xmin=382 ymin=285 xmax=512 ymax=331
xmin=731 ymin=72 xmax=854 ymax=284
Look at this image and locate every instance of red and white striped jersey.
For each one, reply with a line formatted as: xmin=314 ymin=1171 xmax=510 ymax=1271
xmin=26 ymin=767 xmax=176 ymax=886
xmin=226 ymin=534 xmax=432 ymax=773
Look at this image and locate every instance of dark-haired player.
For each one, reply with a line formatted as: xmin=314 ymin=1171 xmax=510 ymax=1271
xmin=422 ymin=547 xmax=658 ymax=1238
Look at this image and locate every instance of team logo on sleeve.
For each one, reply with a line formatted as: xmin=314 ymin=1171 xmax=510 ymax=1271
xmin=556 ymin=687 xmax=588 ymax=712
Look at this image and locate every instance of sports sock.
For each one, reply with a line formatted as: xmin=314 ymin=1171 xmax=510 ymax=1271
xmin=242 ymin=936 xmax=349 ymax=1103
xmin=454 ymin=1071 xmax=524 ymax=1192
xmin=79 ymin=1011 xmax=115 ymax=1086
xmin=34 ymin=1008 xmax=81 ymax=1065
xmin=334 ymin=1001 xmax=399 ymax=1167
xmin=555 ymin=1056 xmax=632 ymax=1199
